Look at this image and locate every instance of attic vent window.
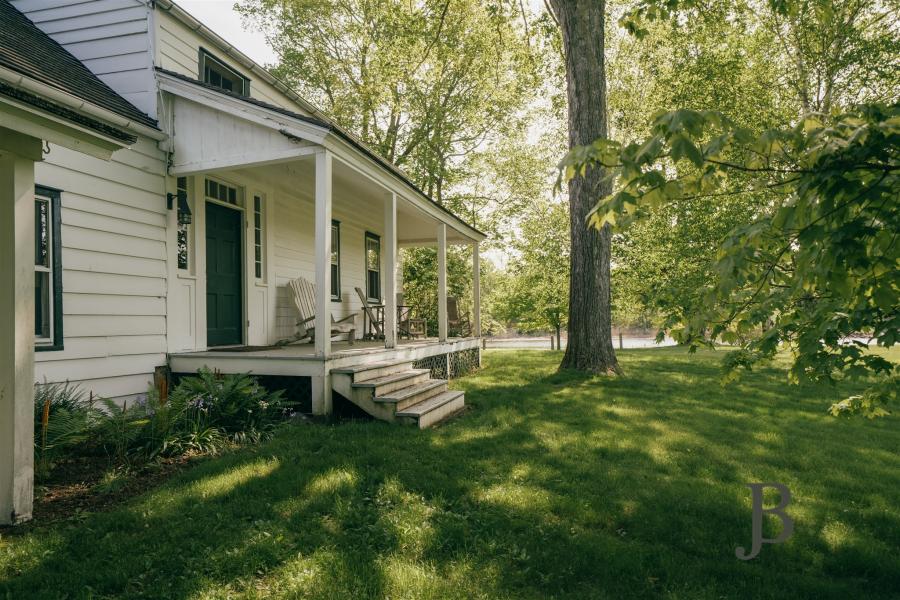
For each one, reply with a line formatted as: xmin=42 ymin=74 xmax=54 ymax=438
xmin=200 ymin=49 xmax=249 ymax=96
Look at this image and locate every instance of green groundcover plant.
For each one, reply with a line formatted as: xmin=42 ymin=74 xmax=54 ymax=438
xmin=33 ymin=369 xmax=292 ymax=480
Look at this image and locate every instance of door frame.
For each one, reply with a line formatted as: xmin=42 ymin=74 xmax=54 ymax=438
xmin=204 ymin=194 xmax=247 ymax=347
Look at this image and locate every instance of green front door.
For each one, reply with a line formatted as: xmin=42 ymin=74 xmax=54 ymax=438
xmin=206 ymin=201 xmax=243 ymax=346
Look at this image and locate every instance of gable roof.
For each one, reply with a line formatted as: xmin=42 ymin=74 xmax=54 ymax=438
xmin=155 ymin=0 xmax=484 ymax=239
xmin=157 ymin=68 xmax=485 ymax=239
xmin=0 ymin=0 xmax=157 ymax=131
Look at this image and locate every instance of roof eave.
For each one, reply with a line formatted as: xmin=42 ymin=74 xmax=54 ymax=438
xmin=0 ymin=65 xmax=165 ymax=141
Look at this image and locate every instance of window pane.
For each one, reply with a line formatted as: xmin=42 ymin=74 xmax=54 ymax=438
xmin=368 ymin=270 xmax=380 ymax=300
xmin=35 ymin=200 xmax=48 ymax=267
xmin=366 ymin=239 xmax=380 ymax=271
xmin=177 ymin=225 xmax=188 ymax=270
xmin=35 ymin=271 xmax=50 ymax=338
xmin=331 ymin=264 xmax=340 ymax=297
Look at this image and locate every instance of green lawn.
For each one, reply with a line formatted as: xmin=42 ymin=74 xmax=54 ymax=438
xmin=2 ymin=348 xmax=898 ymax=599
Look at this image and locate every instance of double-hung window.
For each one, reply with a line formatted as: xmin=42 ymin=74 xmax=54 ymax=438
xmin=365 ymin=232 xmax=381 ymax=302
xmin=35 ymin=186 xmax=62 ymax=351
xmin=331 ymin=220 xmax=341 ymax=301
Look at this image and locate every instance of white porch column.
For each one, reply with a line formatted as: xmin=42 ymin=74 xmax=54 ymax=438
xmin=473 ymin=242 xmax=482 ymax=338
xmin=314 ymin=150 xmax=333 ymax=358
xmin=0 ymin=133 xmax=41 ymax=525
xmin=437 ymin=223 xmax=448 ymax=341
xmin=384 ymin=193 xmax=398 ymax=348
xmin=312 ymin=150 xmax=333 ymax=415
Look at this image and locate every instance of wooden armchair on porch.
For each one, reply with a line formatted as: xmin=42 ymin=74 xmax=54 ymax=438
xmin=447 ymin=296 xmax=472 ymax=338
xmin=277 ymin=277 xmax=356 ymax=346
xmin=355 ymin=287 xmax=384 ymax=340
xmin=397 ymin=293 xmax=427 ymax=339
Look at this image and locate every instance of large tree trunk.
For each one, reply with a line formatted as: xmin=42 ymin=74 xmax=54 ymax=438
xmin=550 ymin=0 xmax=620 ymax=374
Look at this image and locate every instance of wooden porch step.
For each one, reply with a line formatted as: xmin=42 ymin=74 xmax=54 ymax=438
xmin=352 ymin=369 xmax=432 ymax=396
xmin=331 ymin=359 xmax=416 ymax=382
xmin=396 ymin=390 xmax=466 ymax=428
xmin=374 ymin=378 xmax=448 ymax=412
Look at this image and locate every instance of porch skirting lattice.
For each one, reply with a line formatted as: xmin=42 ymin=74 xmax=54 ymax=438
xmin=414 ymin=348 xmax=481 ymax=380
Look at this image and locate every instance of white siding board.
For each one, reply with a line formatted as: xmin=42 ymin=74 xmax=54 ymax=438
xmin=38 ymin=10 xmax=147 ymax=38
xmin=63 ymin=248 xmax=167 ymax=279
xmin=62 ymin=271 xmax=166 ymax=296
xmin=37 ymin=354 xmax=164 ymax=384
xmin=66 ymin=315 xmax=165 ymax=338
xmin=60 ymin=374 xmax=155 ymax=403
xmin=62 ymin=225 xmax=165 ymax=261
xmin=19 ymin=0 xmax=140 ymax=20
xmin=63 ymin=194 xmax=166 ymax=228
xmin=34 ymin=335 xmax=166 ymax=363
xmin=46 ymin=146 xmax=164 ymax=192
xmin=81 ymin=52 xmax=151 ymax=76
xmin=64 ymin=294 xmax=166 ymax=317
xmin=63 ymin=209 xmax=166 ymax=242
xmin=62 ymin=34 xmax=149 ymax=62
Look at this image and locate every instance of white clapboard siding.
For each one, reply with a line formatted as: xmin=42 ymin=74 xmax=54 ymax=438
xmin=64 ymin=248 xmax=167 ymax=279
xmin=63 ymin=270 xmax=166 ymax=297
xmin=11 ymin=0 xmax=157 ymax=117
xmin=46 ymin=374 xmax=157 ymax=405
xmin=64 ymin=294 xmax=166 ymax=317
xmin=34 ymin=133 xmax=168 ymax=403
xmin=35 ymin=335 xmax=167 ymax=363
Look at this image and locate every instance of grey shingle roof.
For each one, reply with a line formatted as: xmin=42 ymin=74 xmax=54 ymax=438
xmin=0 ymin=0 xmax=157 ymax=130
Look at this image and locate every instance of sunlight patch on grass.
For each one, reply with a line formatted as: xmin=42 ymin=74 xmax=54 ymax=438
xmin=184 ymin=457 xmax=280 ymax=500
xmin=820 ymin=520 xmax=858 ymax=551
xmin=477 ymin=483 xmax=553 ymax=513
xmin=305 ymin=467 xmax=358 ymax=496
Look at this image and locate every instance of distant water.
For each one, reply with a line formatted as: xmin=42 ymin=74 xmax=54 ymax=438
xmin=484 ymin=336 xmax=677 ymax=350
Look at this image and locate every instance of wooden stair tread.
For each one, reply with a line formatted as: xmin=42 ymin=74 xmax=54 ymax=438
xmin=375 ymin=379 xmax=447 ymax=403
xmin=396 ymin=390 xmax=465 ymax=417
xmin=351 ymin=369 xmax=431 ymax=388
xmin=331 ymin=358 xmax=415 ymax=375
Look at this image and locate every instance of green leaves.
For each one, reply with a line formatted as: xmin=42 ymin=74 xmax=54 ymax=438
xmin=563 ymin=102 xmax=899 ymax=415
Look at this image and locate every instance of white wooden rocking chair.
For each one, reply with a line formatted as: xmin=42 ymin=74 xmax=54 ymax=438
xmin=277 ymin=277 xmax=356 ymax=346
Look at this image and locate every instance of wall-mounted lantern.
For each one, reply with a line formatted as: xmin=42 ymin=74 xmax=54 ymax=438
xmin=167 ymin=191 xmax=192 ymax=225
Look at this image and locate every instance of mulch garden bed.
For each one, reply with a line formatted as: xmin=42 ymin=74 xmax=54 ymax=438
xmin=0 ymin=455 xmax=196 ymax=534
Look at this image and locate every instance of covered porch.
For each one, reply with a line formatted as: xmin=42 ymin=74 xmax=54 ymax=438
xmin=158 ymin=70 xmax=485 ymax=418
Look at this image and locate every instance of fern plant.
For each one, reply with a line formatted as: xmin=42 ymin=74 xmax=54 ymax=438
xmin=169 ymin=369 xmax=290 ymax=437
xmin=33 ymin=380 xmax=98 ymax=479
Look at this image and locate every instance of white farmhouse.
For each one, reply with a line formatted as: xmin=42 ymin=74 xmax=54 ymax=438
xmin=1 ymin=0 xmax=484 ymax=524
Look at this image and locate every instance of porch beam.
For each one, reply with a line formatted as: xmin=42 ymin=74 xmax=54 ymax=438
xmin=0 ymin=132 xmax=41 ymax=525
xmin=314 ymin=149 xmax=333 ymax=359
xmin=384 ymin=192 xmax=398 ymax=349
xmin=437 ymin=223 xmax=448 ymax=342
xmin=473 ymin=242 xmax=482 ymax=338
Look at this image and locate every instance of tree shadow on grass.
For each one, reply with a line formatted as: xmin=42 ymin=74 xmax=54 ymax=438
xmin=2 ymin=350 xmax=898 ymax=599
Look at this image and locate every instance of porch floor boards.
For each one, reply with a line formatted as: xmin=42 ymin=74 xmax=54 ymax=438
xmin=174 ymin=337 xmax=473 ymax=360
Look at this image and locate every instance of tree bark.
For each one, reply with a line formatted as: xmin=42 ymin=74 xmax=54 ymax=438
xmin=550 ymin=0 xmax=620 ymax=374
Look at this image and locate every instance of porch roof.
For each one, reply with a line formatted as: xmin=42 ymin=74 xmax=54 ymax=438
xmin=156 ymin=68 xmax=486 ymax=243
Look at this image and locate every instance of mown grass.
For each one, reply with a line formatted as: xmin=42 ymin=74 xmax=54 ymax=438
xmin=1 ymin=348 xmax=898 ymax=599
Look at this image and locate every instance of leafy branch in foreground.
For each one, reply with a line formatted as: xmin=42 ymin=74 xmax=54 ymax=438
xmin=559 ymin=103 xmax=899 ymax=416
